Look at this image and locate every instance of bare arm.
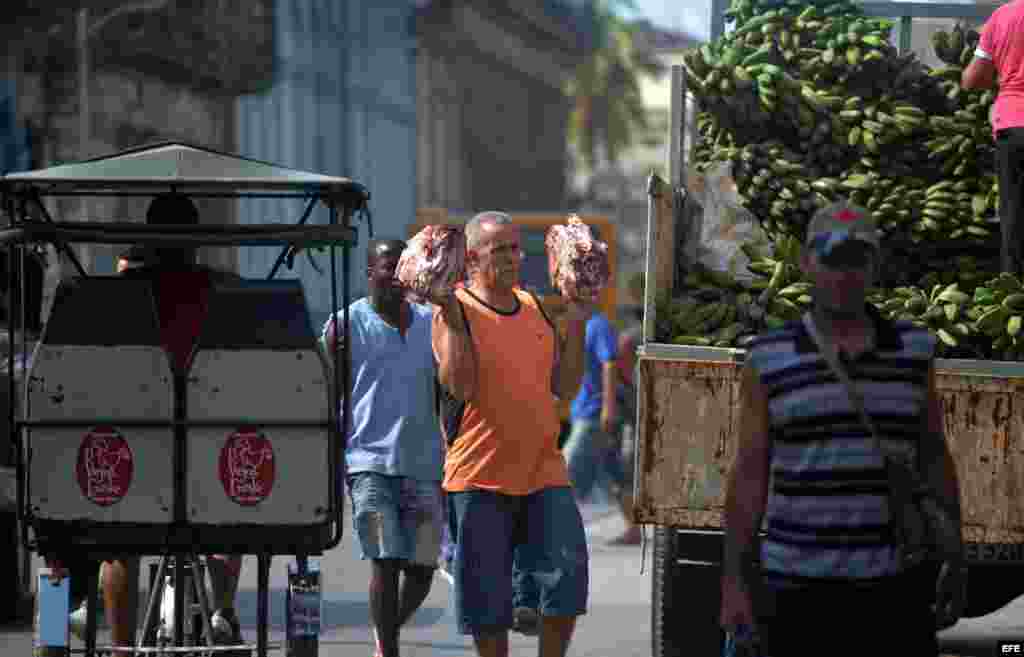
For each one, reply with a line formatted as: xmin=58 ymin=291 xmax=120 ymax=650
xmin=722 ymin=361 xmax=772 ymax=581
xmin=433 ymin=294 xmax=477 ymax=402
xmin=922 ymin=365 xmax=964 ymax=562
xmin=600 ymin=361 xmax=618 ymax=432
xmin=319 ymin=316 xmax=345 ymax=400
xmin=962 ymin=56 xmax=997 ymax=90
xmin=555 ymin=312 xmax=587 ymax=401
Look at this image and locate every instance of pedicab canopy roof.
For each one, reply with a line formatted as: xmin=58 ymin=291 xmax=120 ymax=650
xmin=1 ymin=140 xmax=369 ymax=202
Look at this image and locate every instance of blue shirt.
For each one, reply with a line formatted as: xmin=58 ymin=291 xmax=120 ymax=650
xmin=570 ymin=312 xmax=618 ymax=421
xmin=321 ymin=298 xmax=442 ymax=481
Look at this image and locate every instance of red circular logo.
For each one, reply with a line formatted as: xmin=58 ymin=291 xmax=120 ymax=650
xmin=76 ymin=427 xmax=134 ymax=506
xmin=219 ymin=428 xmax=275 ymax=506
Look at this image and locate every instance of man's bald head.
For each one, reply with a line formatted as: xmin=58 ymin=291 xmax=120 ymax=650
xmin=465 ymin=212 xmax=513 ymax=252
xmin=368 ymin=239 xmax=407 ymax=266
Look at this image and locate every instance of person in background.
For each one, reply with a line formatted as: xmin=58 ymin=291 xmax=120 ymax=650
xmin=46 ymin=194 xmax=245 ymax=648
xmin=962 ymin=0 xmax=1024 ymax=274
xmin=321 ymin=239 xmax=443 ymax=657
xmin=605 ymin=316 xmax=642 ymax=546
xmin=111 ymin=196 xmax=246 ymax=648
xmin=561 ymin=299 xmax=619 ymax=505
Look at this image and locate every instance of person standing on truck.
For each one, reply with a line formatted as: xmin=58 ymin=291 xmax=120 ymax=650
xmin=432 ymin=211 xmax=589 ymax=657
xmin=719 ymin=201 xmax=966 ymax=655
xmin=561 ymin=300 xmax=619 ymax=506
xmin=962 ymin=2 xmax=1024 ymax=275
xmin=321 ymin=238 xmax=443 ymax=657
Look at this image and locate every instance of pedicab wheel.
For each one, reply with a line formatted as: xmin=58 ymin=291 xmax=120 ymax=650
xmin=651 ymin=526 xmax=683 ymax=657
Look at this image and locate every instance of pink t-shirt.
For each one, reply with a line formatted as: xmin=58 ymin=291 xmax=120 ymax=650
xmin=978 ymin=0 xmax=1024 ymax=135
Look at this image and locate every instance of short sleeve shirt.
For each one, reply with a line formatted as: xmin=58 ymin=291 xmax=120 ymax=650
xmin=977 ymin=0 xmax=1024 ymax=135
xmin=322 ymin=298 xmax=442 ymax=481
xmin=570 ymin=312 xmax=618 ymax=421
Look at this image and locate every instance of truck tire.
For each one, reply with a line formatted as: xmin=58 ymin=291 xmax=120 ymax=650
xmin=652 ymin=527 xmax=683 ymax=657
xmin=964 ymin=563 xmax=1024 ymax=618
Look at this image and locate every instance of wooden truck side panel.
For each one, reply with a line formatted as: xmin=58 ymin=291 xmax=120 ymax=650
xmin=633 ymin=351 xmax=1024 ymax=545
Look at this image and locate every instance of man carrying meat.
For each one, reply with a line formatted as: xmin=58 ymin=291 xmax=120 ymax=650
xmin=321 ymin=238 xmax=443 ymax=657
xmin=432 ymin=210 xmax=589 ymax=657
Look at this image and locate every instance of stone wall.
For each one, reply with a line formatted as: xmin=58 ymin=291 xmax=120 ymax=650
xmin=416 ymin=0 xmax=586 ymax=215
xmin=2 ymin=1 xmax=275 ymax=328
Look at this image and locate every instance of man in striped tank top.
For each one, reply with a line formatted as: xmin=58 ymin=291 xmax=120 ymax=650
xmin=719 ymin=201 xmax=966 ymax=655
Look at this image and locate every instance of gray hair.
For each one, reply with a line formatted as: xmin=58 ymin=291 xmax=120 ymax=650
xmin=465 ymin=211 xmax=513 ymax=251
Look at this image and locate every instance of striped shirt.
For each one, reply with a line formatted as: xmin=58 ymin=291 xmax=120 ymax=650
xmin=746 ymin=307 xmax=935 ymax=588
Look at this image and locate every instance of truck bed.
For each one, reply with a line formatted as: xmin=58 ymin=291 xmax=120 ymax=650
xmin=634 ymin=344 xmax=1024 ymax=546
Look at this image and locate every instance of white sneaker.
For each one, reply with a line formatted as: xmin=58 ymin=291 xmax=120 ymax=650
xmin=68 ymin=601 xmax=105 ymax=641
xmin=437 ymin=560 xmax=455 ymax=587
xmin=68 ymin=601 xmax=87 ymax=641
xmin=210 ymin=608 xmax=241 ymax=645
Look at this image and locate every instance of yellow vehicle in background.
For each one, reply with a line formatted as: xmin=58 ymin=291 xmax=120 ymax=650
xmin=410 ymin=209 xmax=617 ymax=422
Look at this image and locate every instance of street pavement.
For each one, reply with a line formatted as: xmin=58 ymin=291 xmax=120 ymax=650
xmin=0 ymin=500 xmax=652 ymax=656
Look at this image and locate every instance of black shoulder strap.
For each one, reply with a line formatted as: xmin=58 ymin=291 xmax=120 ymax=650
xmin=435 ymin=296 xmax=472 ymax=447
xmin=524 ymin=290 xmax=564 ymax=399
xmin=525 ymin=290 xmax=557 ymax=335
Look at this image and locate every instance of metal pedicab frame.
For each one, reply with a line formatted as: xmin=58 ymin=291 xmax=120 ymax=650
xmin=0 ymin=141 xmax=370 ymax=657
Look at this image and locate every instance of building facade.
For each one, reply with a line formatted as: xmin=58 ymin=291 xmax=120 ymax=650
xmin=234 ymin=0 xmax=419 ymax=327
xmin=1 ymin=0 xmax=592 ymax=330
xmin=416 ymin=0 xmax=592 ymax=216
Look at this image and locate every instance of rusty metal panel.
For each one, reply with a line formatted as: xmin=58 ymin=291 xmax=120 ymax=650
xmin=937 ymin=373 xmax=1024 ymax=544
xmin=186 ymin=427 xmax=329 ymax=526
xmin=28 ymin=428 xmax=174 ymax=523
xmin=187 ymin=350 xmax=329 ymax=422
xmin=28 ymin=346 xmax=173 ymax=420
xmin=633 ymin=357 xmax=740 ymax=527
xmin=634 ymin=355 xmax=1024 ymax=543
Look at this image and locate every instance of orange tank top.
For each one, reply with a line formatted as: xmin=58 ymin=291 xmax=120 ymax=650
xmin=442 ymin=287 xmax=569 ymax=495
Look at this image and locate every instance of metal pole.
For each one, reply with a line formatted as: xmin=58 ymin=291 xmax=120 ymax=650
xmin=257 ymin=554 xmax=270 ymax=657
xmin=710 ymin=0 xmax=729 ymax=41
xmin=329 ymin=204 xmax=341 ymax=539
xmin=670 ymin=66 xmax=685 ymax=194
xmin=899 ymin=15 xmax=913 ymax=55
xmin=643 ymin=176 xmax=660 ymax=347
xmin=85 ymin=566 xmax=99 ymax=657
xmin=77 ymin=8 xmax=91 ymax=274
xmin=5 ymin=194 xmax=17 ymax=533
xmin=174 ymin=555 xmax=185 ymax=647
xmin=267 ymin=196 xmax=319 ymax=279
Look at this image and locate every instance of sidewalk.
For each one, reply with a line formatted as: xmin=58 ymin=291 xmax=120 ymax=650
xmin=0 ymin=500 xmax=653 ymax=657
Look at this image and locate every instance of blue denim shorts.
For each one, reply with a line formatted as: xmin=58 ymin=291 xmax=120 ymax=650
xmin=448 ymin=486 xmax=589 ymax=635
xmin=563 ymin=418 xmax=627 ymax=497
xmin=347 ymin=472 xmax=443 ymax=567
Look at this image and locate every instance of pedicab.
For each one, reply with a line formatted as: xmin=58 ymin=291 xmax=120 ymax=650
xmin=0 ymin=141 xmax=370 ymax=656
